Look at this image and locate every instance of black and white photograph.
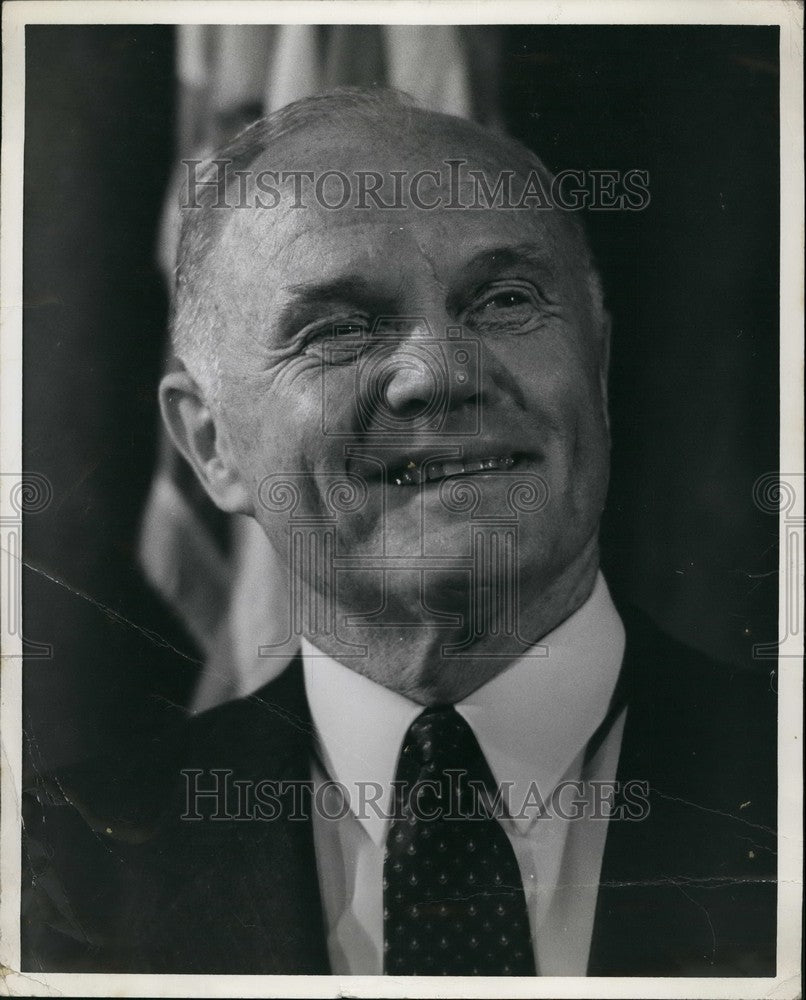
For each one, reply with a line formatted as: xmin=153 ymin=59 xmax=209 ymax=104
xmin=0 ymin=1 xmax=802 ymax=996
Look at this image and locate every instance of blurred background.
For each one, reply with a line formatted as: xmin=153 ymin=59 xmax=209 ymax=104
xmin=23 ymin=24 xmax=780 ymax=770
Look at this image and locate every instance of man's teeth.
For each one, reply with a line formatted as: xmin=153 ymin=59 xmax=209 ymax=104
xmin=391 ymin=455 xmax=516 ymax=486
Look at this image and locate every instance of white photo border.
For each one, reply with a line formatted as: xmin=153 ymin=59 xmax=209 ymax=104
xmin=1 ymin=2 xmax=802 ymax=997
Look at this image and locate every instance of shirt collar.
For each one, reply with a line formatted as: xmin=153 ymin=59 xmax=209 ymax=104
xmin=302 ymin=571 xmax=625 ymax=845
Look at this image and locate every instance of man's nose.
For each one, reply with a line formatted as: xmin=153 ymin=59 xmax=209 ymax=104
xmin=366 ymin=320 xmax=484 ymax=430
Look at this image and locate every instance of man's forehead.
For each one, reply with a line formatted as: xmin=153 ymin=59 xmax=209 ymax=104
xmin=218 ymin=197 xmax=566 ymax=299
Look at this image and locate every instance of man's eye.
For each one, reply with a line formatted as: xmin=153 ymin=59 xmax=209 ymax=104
xmin=334 ymin=321 xmax=370 ymax=337
xmin=485 ymin=291 xmax=530 ymax=309
xmin=302 ymin=317 xmax=371 ymax=365
xmin=464 ymin=284 xmax=540 ymax=333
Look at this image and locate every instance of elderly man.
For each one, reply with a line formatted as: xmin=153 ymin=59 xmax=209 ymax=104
xmin=23 ymin=89 xmax=775 ymax=978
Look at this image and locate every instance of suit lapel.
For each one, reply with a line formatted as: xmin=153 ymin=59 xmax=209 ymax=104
xmin=587 ymin=620 xmax=702 ymax=974
xmin=135 ymin=654 xmax=332 ymax=974
xmin=210 ymin=653 xmax=332 ymax=974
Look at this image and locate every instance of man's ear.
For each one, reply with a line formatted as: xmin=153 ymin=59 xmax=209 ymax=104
xmin=598 ymin=312 xmax=612 ymax=437
xmin=159 ymin=369 xmax=254 ymax=515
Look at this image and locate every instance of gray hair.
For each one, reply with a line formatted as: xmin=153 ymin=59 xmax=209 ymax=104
xmin=170 ymin=87 xmax=605 ymax=404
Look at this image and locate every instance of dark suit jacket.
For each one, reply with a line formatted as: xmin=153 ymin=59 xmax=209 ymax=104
xmin=22 ymin=606 xmax=777 ymax=976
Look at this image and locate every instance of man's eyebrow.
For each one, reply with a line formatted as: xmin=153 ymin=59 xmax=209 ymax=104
xmin=276 ymin=276 xmax=384 ymax=333
xmin=283 ymin=275 xmax=379 ymax=307
xmin=462 ymin=243 xmax=550 ymax=274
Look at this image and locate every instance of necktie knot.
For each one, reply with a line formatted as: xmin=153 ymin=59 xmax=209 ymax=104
xmin=403 ymin=705 xmax=461 ymax=765
xmin=398 ymin=705 xmax=496 ymax=793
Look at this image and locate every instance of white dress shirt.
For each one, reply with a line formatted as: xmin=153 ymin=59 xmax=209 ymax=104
xmin=302 ymin=571 xmax=626 ymax=975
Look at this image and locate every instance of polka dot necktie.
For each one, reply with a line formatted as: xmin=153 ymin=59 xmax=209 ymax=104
xmin=383 ymin=705 xmax=537 ymax=976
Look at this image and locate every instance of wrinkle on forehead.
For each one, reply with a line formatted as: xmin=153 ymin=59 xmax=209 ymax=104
xmin=412 ymin=231 xmax=448 ymax=296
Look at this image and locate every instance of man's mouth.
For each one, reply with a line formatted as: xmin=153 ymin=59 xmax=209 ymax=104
xmin=390 ymin=454 xmax=519 ymax=487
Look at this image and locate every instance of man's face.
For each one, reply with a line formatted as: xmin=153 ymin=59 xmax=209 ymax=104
xmin=206 ymin=118 xmax=610 ymax=628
